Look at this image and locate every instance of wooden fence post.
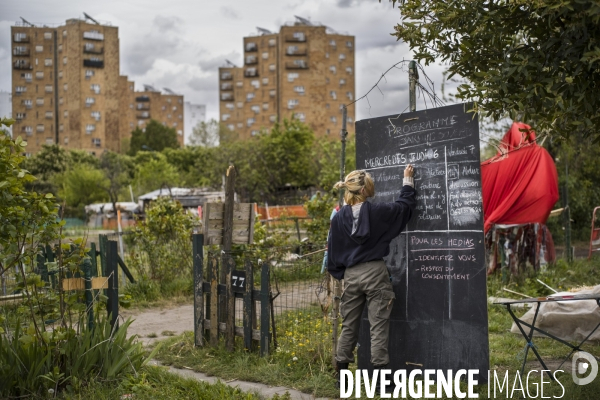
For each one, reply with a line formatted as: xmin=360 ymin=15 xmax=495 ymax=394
xmin=209 ymin=254 xmax=219 ymax=346
xmin=193 ymin=234 xmax=204 ymax=347
xmin=106 ymin=240 xmax=119 ymax=329
xmin=225 ymin=255 xmax=235 ymax=351
xmin=260 ymin=260 xmax=271 ymax=356
xmin=243 ymin=258 xmax=255 ymax=351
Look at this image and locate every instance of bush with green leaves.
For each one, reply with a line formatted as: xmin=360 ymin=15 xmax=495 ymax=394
xmin=128 ymin=197 xmax=197 ymax=285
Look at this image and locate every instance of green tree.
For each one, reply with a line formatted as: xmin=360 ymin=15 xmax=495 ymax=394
xmin=390 ymin=0 xmax=600 ymax=140
xmin=313 ymin=135 xmax=356 ymax=192
xmin=162 ymin=146 xmax=215 ymax=187
xmin=132 ymin=153 xmax=180 ymax=196
xmin=99 ymin=151 xmax=134 ymax=212
xmin=53 ymin=164 xmax=108 ymax=218
xmin=128 ymin=120 xmax=180 ymax=156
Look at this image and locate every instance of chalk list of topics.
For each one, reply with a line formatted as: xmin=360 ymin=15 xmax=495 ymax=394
xmin=356 ymin=103 xmax=484 ymax=286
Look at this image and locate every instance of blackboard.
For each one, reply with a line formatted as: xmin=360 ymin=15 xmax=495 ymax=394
xmin=354 ymin=103 xmax=489 ymax=381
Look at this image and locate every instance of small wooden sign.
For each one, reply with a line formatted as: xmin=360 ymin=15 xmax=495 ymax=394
xmin=203 ymin=203 xmax=256 ymax=245
xmin=62 ymin=277 xmax=109 ymax=291
xmin=231 ymin=270 xmax=246 ymax=293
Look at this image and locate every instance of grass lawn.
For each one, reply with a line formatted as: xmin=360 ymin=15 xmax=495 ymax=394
xmin=153 ymin=257 xmax=600 ymax=399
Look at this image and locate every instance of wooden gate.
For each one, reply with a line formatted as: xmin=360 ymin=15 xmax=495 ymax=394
xmin=193 ymin=233 xmax=272 ymax=355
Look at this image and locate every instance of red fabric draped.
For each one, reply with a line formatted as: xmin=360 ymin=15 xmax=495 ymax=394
xmin=481 ymin=122 xmax=559 ymax=233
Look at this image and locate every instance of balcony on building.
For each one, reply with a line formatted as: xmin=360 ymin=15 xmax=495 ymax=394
xmin=13 ymin=34 xmax=30 ymax=43
xmin=136 ymin=103 xmax=150 ymax=110
xmin=13 ymin=47 xmax=30 ymax=56
xmin=83 ymin=44 xmax=104 ymax=54
xmin=245 ymin=42 xmax=258 ymax=52
xmin=245 ymin=55 xmax=258 ymax=65
xmin=14 ymin=60 xmax=32 ymax=70
xmin=83 ymin=31 xmax=104 ymax=41
xmin=136 ymin=96 xmax=150 ymax=102
xmin=221 ymin=72 xmax=233 ymax=80
xmin=221 ymin=82 xmax=233 ymax=91
xmin=137 ymin=111 xmax=150 ymax=119
xmin=285 ymin=46 xmax=307 ymax=56
xmin=244 ymin=68 xmax=259 ymax=77
xmin=285 ymin=33 xmax=306 ymax=42
xmin=83 ymin=59 xmax=104 ymax=68
xmin=285 ymin=60 xmax=308 ymax=69
xmin=221 ymin=93 xmax=234 ymax=101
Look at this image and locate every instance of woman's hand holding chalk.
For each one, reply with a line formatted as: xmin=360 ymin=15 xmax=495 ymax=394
xmin=404 ymin=164 xmax=414 ymax=178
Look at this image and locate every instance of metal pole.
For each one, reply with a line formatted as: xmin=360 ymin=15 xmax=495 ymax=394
xmin=565 ymin=158 xmax=572 ymax=262
xmin=332 ymin=105 xmax=348 ymax=369
xmin=409 ymin=61 xmax=419 ymax=112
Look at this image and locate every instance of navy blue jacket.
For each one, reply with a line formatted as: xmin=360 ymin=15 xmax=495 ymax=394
xmin=327 ymin=185 xmax=416 ymax=280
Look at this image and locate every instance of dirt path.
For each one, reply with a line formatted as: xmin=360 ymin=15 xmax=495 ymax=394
xmin=123 ymin=280 xmax=327 ymax=345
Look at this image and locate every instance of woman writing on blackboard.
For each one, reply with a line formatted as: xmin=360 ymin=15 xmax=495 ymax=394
xmin=327 ymin=164 xmax=416 ymax=383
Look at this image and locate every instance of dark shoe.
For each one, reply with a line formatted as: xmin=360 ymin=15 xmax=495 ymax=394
xmin=336 ymin=362 xmax=349 ymax=391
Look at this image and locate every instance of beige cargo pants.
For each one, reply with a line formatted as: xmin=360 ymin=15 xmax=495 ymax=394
xmin=336 ymin=260 xmax=396 ymax=366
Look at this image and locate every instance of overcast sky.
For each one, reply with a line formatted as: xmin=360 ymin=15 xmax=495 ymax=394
xmin=1 ymin=0 xmax=458 ymax=123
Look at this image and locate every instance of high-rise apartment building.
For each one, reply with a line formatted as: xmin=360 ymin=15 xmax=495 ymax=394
xmin=11 ymin=17 xmax=184 ymax=155
xmin=219 ymin=18 xmax=355 ymax=139
xmin=133 ymin=85 xmax=184 ymax=145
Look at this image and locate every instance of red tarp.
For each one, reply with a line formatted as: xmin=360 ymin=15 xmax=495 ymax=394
xmin=481 ymin=122 xmax=559 ymax=233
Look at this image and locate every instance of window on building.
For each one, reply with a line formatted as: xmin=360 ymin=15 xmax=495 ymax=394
xmin=58 ymin=44 xmax=62 ymax=52
xmin=173 ymin=122 xmax=177 ymax=127
xmin=346 ymin=41 xmax=353 ymax=48
xmin=161 ymin=106 xmax=166 ymax=111
xmin=63 ymin=56 xmax=67 ymax=65
xmin=167 ymin=114 xmax=172 ymax=119
xmin=331 ymin=116 xmax=337 ymax=124
xmin=227 ymin=124 xmax=235 ymax=131
xmin=85 ymin=97 xmax=95 ymax=106
xmin=222 ymin=114 xmax=230 ymax=121
xmin=269 ymin=64 xmax=276 ymax=71
xmin=23 ymin=126 xmax=33 ymax=136
xmin=346 ymin=66 xmax=353 ymax=74
xmin=63 ymin=83 xmax=68 ymax=91
xmin=167 ymin=98 xmax=171 ymax=103
xmin=326 ymin=52 xmax=329 ymax=59
xmin=44 ymin=58 xmax=52 ymax=66
xmin=247 ymin=117 xmax=255 ymax=127
xmin=226 ymin=103 xmax=234 ymax=110
xmin=293 ymin=32 xmax=305 ymax=41
xmin=59 ymin=124 xmax=63 ymax=132
xmin=42 ymin=31 xmax=52 ymax=40
xmin=172 ymin=106 xmax=177 ymax=111
xmin=58 ymin=71 xmax=63 ymax=79
xmin=251 ymin=105 xmax=260 ymax=114
xmin=35 ymin=45 xmax=43 ymax=52
xmin=347 ymin=91 xmax=353 ymax=100
xmin=287 ymin=99 xmax=299 ymax=109
xmin=45 ymin=111 xmax=53 ymax=119
xmin=37 ymin=124 xmax=45 ymax=132
xmin=22 ymin=73 xmax=32 ymax=82
xmin=16 ymin=113 xmax=26 ymax=120
xmin=45 ymin=138 xmax=54 ymax=145
xmin=14 ymin=32 xmax=28 ymax=42
xmin=262 ymin=77 xmax=269 ymax=85
xmin=340 ymin=79 xmax=346 ymax=86
xmin=92 ymin=138 xmax=101 ymax=147
xmin=64 ymin=110 xmax=68 ymax=117
xmin=64 ymin=136 xmax=69 ymax=144
xmin=269 ymin=38 xmax=276 ymax=47
xmin=85 ymin=70 xmax=94 ymax=79
xmin=287 ymin=45 xmax=298 ymax=54
xmin=339 ymin=53 xmax=346 ymax=60
xmin=329 ymin=65 xmax=336 ymax=74
xmin=251 ymin=130 xmax=259 ymax=136
xmin=237 ymin=102 xmax=243 ymax=108
xmin=62 ymin=30 xmax=67 ymax=36
xmin=287 ymin=73 xmax=299 ymax=82
xmin=262 ymin=52 xmax=269 ymax=59
xmin=330 ymin=91 xmax=337 ymax=100
xmin=91 ymin=111 xmax=101 ymax=121
xmin=270 ymin=115 xmax=276 ymax=122
xmin=295 ymin=113 xmax=305 ymax=122
xmin=23 ymin=99 xmax=32 ymax=108
xmin=246 ymin=93 xmax=255 ymax=101
xmin=329 ymin=40 xmax=336 ymax=47
xmin=16 ymin=86 xmax=27 ymax=94
xmin=86 ymin=124 xmax=96 ymax=134
xmin=269 ymin=89 xmax=276 ymax=97
xmin=237 ymin=122 xmax=243 ymax=128
xmin=294 ymin=86 xmax=305 ymax=94
xmin=262 ymin=103 xmax=269 ymax=110
xmin=45 ymin=85 xmax=52 ymax=93
xmin=59 ymin=97 xmax=63 ymax=105
xmin=90 ymin=84 xmax=100 ymax=94
xmin=251 ymin=80 xmax=260 ymax=89
xmin=36 ymin=98 xmax=44 ymax=106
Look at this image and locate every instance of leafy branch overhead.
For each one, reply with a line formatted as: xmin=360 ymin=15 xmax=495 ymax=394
xmin=389 ymin=0 xmax=600 ymax=140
